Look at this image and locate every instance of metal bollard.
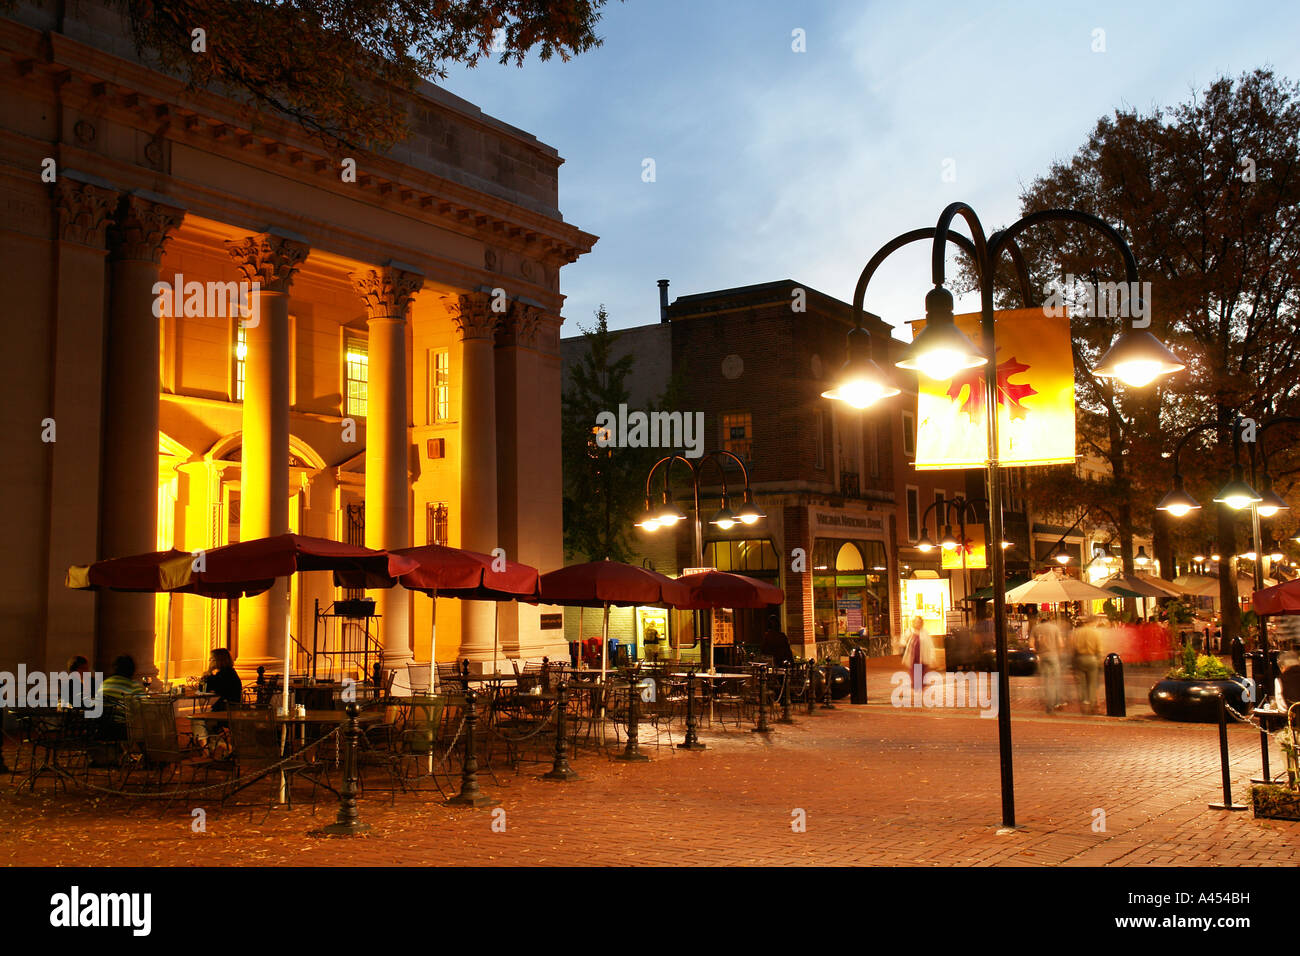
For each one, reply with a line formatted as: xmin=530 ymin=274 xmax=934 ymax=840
xmin=1103 ymin=653 xmax=1126 ymax=717
xmin=820 ymin=663 xmax=836 ymax=710
xmin=446 ymin=687 xmax=497 ymax=807
xmin=752 ymin=665 xmax=772 ymax=734
xmin=616 ymin=667 xmax=650 ymax=762
xmin=1230 ymin=637 xmax=1246 ymax=679
xmin=543 ymin=680 xmax=579 ymax=781
xmin=777 ymin=665 xmax=795 ymax=724
xmin=316 ymin=703 xmax=371 ymax=835
xmin=1208 ymin=690 xmax=1247 ymax=811
xmin=849 ymin=646 xmax=868 ymax=704
xmin=678 ymin=669 xmax=706 ymax=751
xmin=806 ymin=660 xmax=817 ymax=715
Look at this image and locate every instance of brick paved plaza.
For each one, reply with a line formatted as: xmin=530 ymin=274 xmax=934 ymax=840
xmin=2 ymin=665 xmax=1295 ymax=868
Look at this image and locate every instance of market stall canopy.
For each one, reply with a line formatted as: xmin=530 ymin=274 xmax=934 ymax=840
xmin=1100 ymin=572 xmax=1174 ymax=599
xmin=671 ymin=570 xmax=784 ymax=610
xmin=537 ymin=560 xmax=690 ymax=608
xmin=1005 ymin=570 xmax=1115 ymax=604
xmin=198 ymin=533 xmax=417 ymax=584
xmin=1251 ymin=577 xmax=1300 ymax=616
xmin=66 ymin=548 xmax=273 ymax=598
xmin=334 ymin=543 xmax=539 ymax=600
xmin=1173 ymin=574 xmax=1273 ymax=598
xmin=1131 ymin=572 xmax=1189 ymax=597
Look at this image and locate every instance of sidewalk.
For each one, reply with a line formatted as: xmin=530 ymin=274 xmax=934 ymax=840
xmin=1 ymin=699 xmax=1294 ymax=867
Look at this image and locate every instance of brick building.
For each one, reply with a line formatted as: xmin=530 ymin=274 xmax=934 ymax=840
xmin=562 ymin=279 xmax=976 ymax=659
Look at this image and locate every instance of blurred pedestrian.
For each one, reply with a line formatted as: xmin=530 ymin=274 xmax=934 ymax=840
xmin=901 ymin=615 xmax=929 ymax=688
xmin=1073 ymin=616 xmax=1104 ymax=714
xmin=1032 ymin=614 xmax=1064 ymax=713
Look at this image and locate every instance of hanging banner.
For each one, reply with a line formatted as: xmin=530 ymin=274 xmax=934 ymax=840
xmin=913 ymin=308 xmax=1075 ymax=469
xmin=940 ymin=525 xmax=988 ymax=570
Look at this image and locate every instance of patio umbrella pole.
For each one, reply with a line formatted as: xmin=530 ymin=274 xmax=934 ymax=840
xmin=163 ymin=591 xmax=174 ymax=689
xmin=282 ymin=578 xmax=292 ymax=716
xmin=600 ymin=602 xmax=609 ymax=719
xmin=430 ymin=589 xmax=438 ymax=691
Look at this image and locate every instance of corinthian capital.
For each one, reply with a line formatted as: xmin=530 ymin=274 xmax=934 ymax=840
xmin=499 ymin=300 xmax=545 ymax=349
xmin=350 ymin=263 xmax=424 ymax=320
xmin=445 ymin=290 xmax=502 ymax=341
xmin=225 ymin=231 xmax=309 ymax=293
xmin=109 ymin=192 xmax=185 ymax=262
xmin=54 ymin=178 xmax=120 ymax=247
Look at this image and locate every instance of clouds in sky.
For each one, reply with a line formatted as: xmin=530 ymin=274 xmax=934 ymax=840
xmin=440 ymin=0 xmax=1299 ymax=337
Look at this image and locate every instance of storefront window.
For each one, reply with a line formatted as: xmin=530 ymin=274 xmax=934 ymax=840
xmin=812 ymin=538 xmax=890 ymax=645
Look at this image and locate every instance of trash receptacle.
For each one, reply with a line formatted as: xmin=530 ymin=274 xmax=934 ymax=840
xmin=1230 ymin=636 xmax=1246 ymax=677
xmin=1103 ymin=652 xmax=1126 ymax=717
xmin=849 ymin=646 xmax=868 ymax=704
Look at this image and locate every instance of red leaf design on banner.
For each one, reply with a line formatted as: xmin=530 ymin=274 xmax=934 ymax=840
xmin=946 ymin=357 xmax=1038 ymax=420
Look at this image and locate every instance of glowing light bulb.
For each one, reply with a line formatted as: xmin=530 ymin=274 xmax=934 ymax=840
xmin=1165 ymin=503 xmax=1193 ymax=518
xmin=1113 ymin=360 xmax=1163 ymax=387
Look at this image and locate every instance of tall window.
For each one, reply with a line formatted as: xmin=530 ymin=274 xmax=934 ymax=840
xmin=431 ymin=349 xmax=450 ymax=422
xmin=345 ymin=334 xmax=368 ymax=418
xmin=426 ymin=502 xmax=449 ymax=546
xmin=902 ymin=410 xmax=916 ymax=457
xmin=234 ymin=323 xmax=247 ymax=402
xmin=722 ymin=411 xmax=753 ymax=461
xmin=906 ymin=486 xmax=920 ymax=542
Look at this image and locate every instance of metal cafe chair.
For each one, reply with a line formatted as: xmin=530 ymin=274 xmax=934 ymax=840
xmin=224 ymin=711 xmax=334 ymax=812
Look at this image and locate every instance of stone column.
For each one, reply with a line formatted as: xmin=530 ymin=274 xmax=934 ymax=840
xmin=49 ymin=176 xmax=119 ymax=673
xmin=226 ymin=231 xmax=308 ymax=675
xmin=99 ymin=191 xmax=184 ymax=678
xmin=446 ymin=291 xmax=501 ymax=667
xmin=352 ymin=263 xmax=423 ymax=668
xmin=494 ymin=302 xmax=564 ymax=659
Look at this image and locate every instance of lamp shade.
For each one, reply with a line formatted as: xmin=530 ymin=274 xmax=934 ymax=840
xmin=822 ymin=327 xmax=900 ymax=408
xmin=1156 ymin=475 xmax=1200 ymax=518
xmin=1212 ymin=468 xmax=1261 ymax=511
xmin=1256 ymin=480 xmax=1288 ymax=518
xmin=1092 ymin=328 xmax=1185 ymax=387
xmin=916 ymin=530 xmax=936 ymax=553
xmin=736 ymin=489 xmax=765 ymax=525
xmin=896 ymin=286 xmax=986 ymax=380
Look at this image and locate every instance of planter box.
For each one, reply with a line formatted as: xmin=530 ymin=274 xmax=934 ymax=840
xmin=1251 ymin=784 xmax=1300 ymax=821
xmin=1148 ymin=678 xmax=1248 ymax=723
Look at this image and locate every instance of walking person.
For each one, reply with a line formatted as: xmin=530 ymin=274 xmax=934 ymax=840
xmin=900 ymin=615 xmax=929 ymax=690
xmin=1073 ymin=616 xmax=1104 ymax=714
xmin=1031 ymin=612 xmax=1063 ymax=713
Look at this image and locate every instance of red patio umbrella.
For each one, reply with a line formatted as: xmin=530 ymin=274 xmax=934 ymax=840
xmin=336 ymin=544 xmax=540 ymax=685
xmin=671 ymin=570 xmax=784 ymax=672
xmin=672 ymin=570 xmax=784 ymax=609
xmin=1252 ymin=577 xmax=1300 ymax=616
xmin=538 ymin=560 xmax=690 ymax=678
xmin=66 ymin=549 xmax=275 ymax=685
xmin=198 ymin=533 xmax=419 ymax=712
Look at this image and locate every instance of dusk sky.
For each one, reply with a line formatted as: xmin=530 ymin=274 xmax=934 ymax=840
xmin=441 ymin=1 xmax=1300 ymax=338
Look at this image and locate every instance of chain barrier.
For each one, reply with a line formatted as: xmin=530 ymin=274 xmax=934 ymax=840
xmin=26 ymin=726 xmax=343 ymax=800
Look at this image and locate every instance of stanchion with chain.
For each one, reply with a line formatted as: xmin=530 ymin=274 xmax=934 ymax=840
xmin=752 ymin=664 xmax=772 ymax=734
xmin=616 ymin=666 xmax=650 ymax=762
xmin=313 ymin=703 xmax=371 ymax=836
xmin=806 ymin=660 xmax=817 ymax=715
xmin=446 ymin=687 xmax=497 ymax=807
xmin=820 ymin=662 xmax=835 ymax=710
xmin=678 ymin=668 xmax=706 ymax=751
xmin=543 ymin=680 xmax=579 ymax=781
xmin=1208 ymin=689 xmax=1247 ymax=811
xmin=776 ymin=664 xmax=795 ymax=725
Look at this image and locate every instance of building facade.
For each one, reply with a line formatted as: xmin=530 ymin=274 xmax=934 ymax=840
xmin=3 ymin=2 xmax=595 ymax=680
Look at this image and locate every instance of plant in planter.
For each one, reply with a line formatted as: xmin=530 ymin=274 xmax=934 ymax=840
xmin=1250 ymin=782 xmax=1300 ymax=821
xmin=1148 ymin=642 xmax=1248 ymax=722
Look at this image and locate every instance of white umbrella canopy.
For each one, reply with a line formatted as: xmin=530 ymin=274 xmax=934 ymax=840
xmin=1131 ymin=572 xmax=1190 ymax=597
xmin=1172 ymin=574 xmax=1273 ymax=599
xmin=1006 ymin=570 xmax=1116 ymax=604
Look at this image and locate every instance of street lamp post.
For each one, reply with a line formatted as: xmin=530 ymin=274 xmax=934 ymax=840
xmin=1159 ymin=416 xmax=1297 ymax=700
xmin=636 ymin=451 xmax=765 ymax=668
xmin=822 ymin=204 xmax=1182 ymax=829
xmin=915 ymin=495 xmax=1010 ymax=625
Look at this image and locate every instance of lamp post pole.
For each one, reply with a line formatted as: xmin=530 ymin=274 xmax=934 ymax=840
xmin=826 ymin=205 xmax=1177 ymax=830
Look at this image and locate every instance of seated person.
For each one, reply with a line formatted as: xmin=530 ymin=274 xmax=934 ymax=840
xmin=759 ymin=615 xmax=795 ymax=666
xmin=202 ymin=648 xmax=242 ymax=711
xmin=98 ymin=655 xmax=145 ymax=740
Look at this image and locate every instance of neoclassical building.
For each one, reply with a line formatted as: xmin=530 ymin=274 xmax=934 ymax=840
xmin=2 ymin=2 xmax=595 ymax=679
